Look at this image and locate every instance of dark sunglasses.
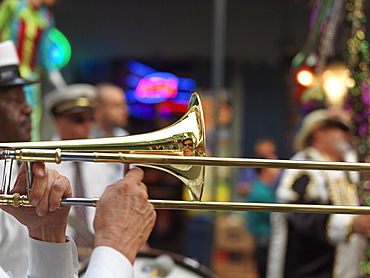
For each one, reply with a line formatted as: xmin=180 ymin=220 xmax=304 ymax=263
xmin=69 ymin=116 xmax=95 ymax=124
xmin=184 ymin=143 xmax=194 ymax=147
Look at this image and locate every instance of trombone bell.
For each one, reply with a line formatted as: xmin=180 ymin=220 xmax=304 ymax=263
xmin=0 ymin=93 xmax=206 ymax=201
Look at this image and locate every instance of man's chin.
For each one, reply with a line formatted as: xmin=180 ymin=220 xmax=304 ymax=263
xmin=19 ymin=133 xmax=31 ymax=142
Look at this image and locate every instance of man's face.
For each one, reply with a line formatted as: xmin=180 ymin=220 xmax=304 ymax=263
xmin=183 ymin=139 xmax=194 ymax=156
xmin=255 ymin=141 xmax=277 ymax=159
xmin=315 ymin=126 xmax=350 ymax=160
xmin=53 ymin=110 xmax=95 ymax=140
xmin=0 ymin=86 xmax=32 ymax=142
xmin=98 ymin=87 xmax=128 ymax=128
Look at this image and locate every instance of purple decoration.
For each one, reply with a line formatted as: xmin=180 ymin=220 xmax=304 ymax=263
xmin=309 ymin=0 xmax=323 ymax=30
xmin=355 ymin=113 xmax=363 ymax=122
xmin=344 ymin=101 xmax=352 ymax=111
xmin=362 ymin=86 xmax=370 ymax=106
xmin=363 ymin=111 xmax=370 ymax=118
xmin=358 ymin=123 xmax=368 ymax=136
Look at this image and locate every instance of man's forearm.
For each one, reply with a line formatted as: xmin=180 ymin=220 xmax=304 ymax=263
xmin=28 ymin=223 xmax=68 ymax=243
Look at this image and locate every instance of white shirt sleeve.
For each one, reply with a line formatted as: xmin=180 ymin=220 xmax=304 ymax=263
xmin=27 ymin=236 xmax=78 ymax=278
xmin=0 ymin=239 xmax=132 ymax=278
xmin=84 ymin=246 xmax=133 ymax=278
xmin=0 ymin=267 xmax=12 ymax=278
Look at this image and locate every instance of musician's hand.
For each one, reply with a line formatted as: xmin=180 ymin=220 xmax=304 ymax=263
xmin=93 ymin=168 xmax=156 ymax=264
xmin=352 ymin=215 xmax=370 ymax=237
xmin=1 ymin=162 xmax=72 ymax=243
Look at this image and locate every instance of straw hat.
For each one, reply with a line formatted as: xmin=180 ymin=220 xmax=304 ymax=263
xmin=293 ymin=109 xmax=350 ymax=151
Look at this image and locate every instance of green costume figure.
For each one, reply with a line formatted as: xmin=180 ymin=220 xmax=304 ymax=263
xmin=0 ymin=0 xmax=66 ymax=141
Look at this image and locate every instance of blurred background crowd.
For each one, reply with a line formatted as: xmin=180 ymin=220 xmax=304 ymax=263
xmin=2 ymin=0 xmax=370 ymax=277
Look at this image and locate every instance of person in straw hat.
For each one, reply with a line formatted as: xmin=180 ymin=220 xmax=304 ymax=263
xmin=267 ymin=108 xmax=370 ymax=278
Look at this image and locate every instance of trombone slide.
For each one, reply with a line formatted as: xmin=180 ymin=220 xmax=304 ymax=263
xmin=2 ymin=193 xmax=370 ymax=215
xmin=1 ymin=149 xmax=370 ymax=172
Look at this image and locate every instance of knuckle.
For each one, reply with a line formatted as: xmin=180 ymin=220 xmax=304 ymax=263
xmin=114 ymin=177 xmax=129 ymax=187
xmin=106 ymin=184 xmax=116 ymax=190
xmin=116 ymin=183 xmax=128 ymax=193
xmin=60 ymin=175 xmax=70 ymax=186
xmin=136 ymin=188 xmax=148 ymax=200
xmin=51 ymin=180 xmax=64 ymax=192
xmin=140 ymin=182 xmax=148 ymax=191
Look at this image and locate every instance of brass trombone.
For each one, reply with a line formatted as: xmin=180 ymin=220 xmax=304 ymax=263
xmin=1 ymin=92 xmax=370 ymax=214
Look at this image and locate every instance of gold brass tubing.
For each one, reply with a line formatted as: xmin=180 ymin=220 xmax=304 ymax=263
xmin=16 ymin=149 xmax=62 ymax=164
xmin=0 ymin=193 xmax=31 ymax=207
xmin=106 ymin=153 xmax=370 ymax=172
xmin=149 ymin=200 xmax=370 ymax=215
xmin=10 ymin=150 xmax=370 ymax=172
xmin=1 ymin=194 xmax=370 ymax=215
xmin=4 ymin=147 xmax=370 ymax=172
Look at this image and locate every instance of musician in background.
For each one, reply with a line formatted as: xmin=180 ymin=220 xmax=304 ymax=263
xmin=44 ymin=85 xmax=123 ymax=268
xmin=93 ymin=82 xmax=129 ymax=138
xmin=92 ymin=82 xmax=130 ymax=178
xmin=267 ymin=109 xmax=370 ymax=278
xmin=44 ymin=83 xmax=98 ymax=141
xmin=183 ymin=138 xmax=195 ymax=156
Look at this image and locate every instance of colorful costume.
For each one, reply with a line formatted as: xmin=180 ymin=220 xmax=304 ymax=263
xmin=267 ymin=147 xmax=365 ymax=278
xmin=0 ymin=0 xmax=58 ymax=141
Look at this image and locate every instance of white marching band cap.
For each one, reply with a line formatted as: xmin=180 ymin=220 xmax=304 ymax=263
xmin=44 ymin=84 xmax=98 ymax=115
xmin=0 ymin=40 xmax=38 ymax=87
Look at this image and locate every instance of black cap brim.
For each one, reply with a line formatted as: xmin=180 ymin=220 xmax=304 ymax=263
xmin=0 ymin=65 xmax=39 ymax=87
xmin=0 ymin=77 xmax=39 ymax=87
